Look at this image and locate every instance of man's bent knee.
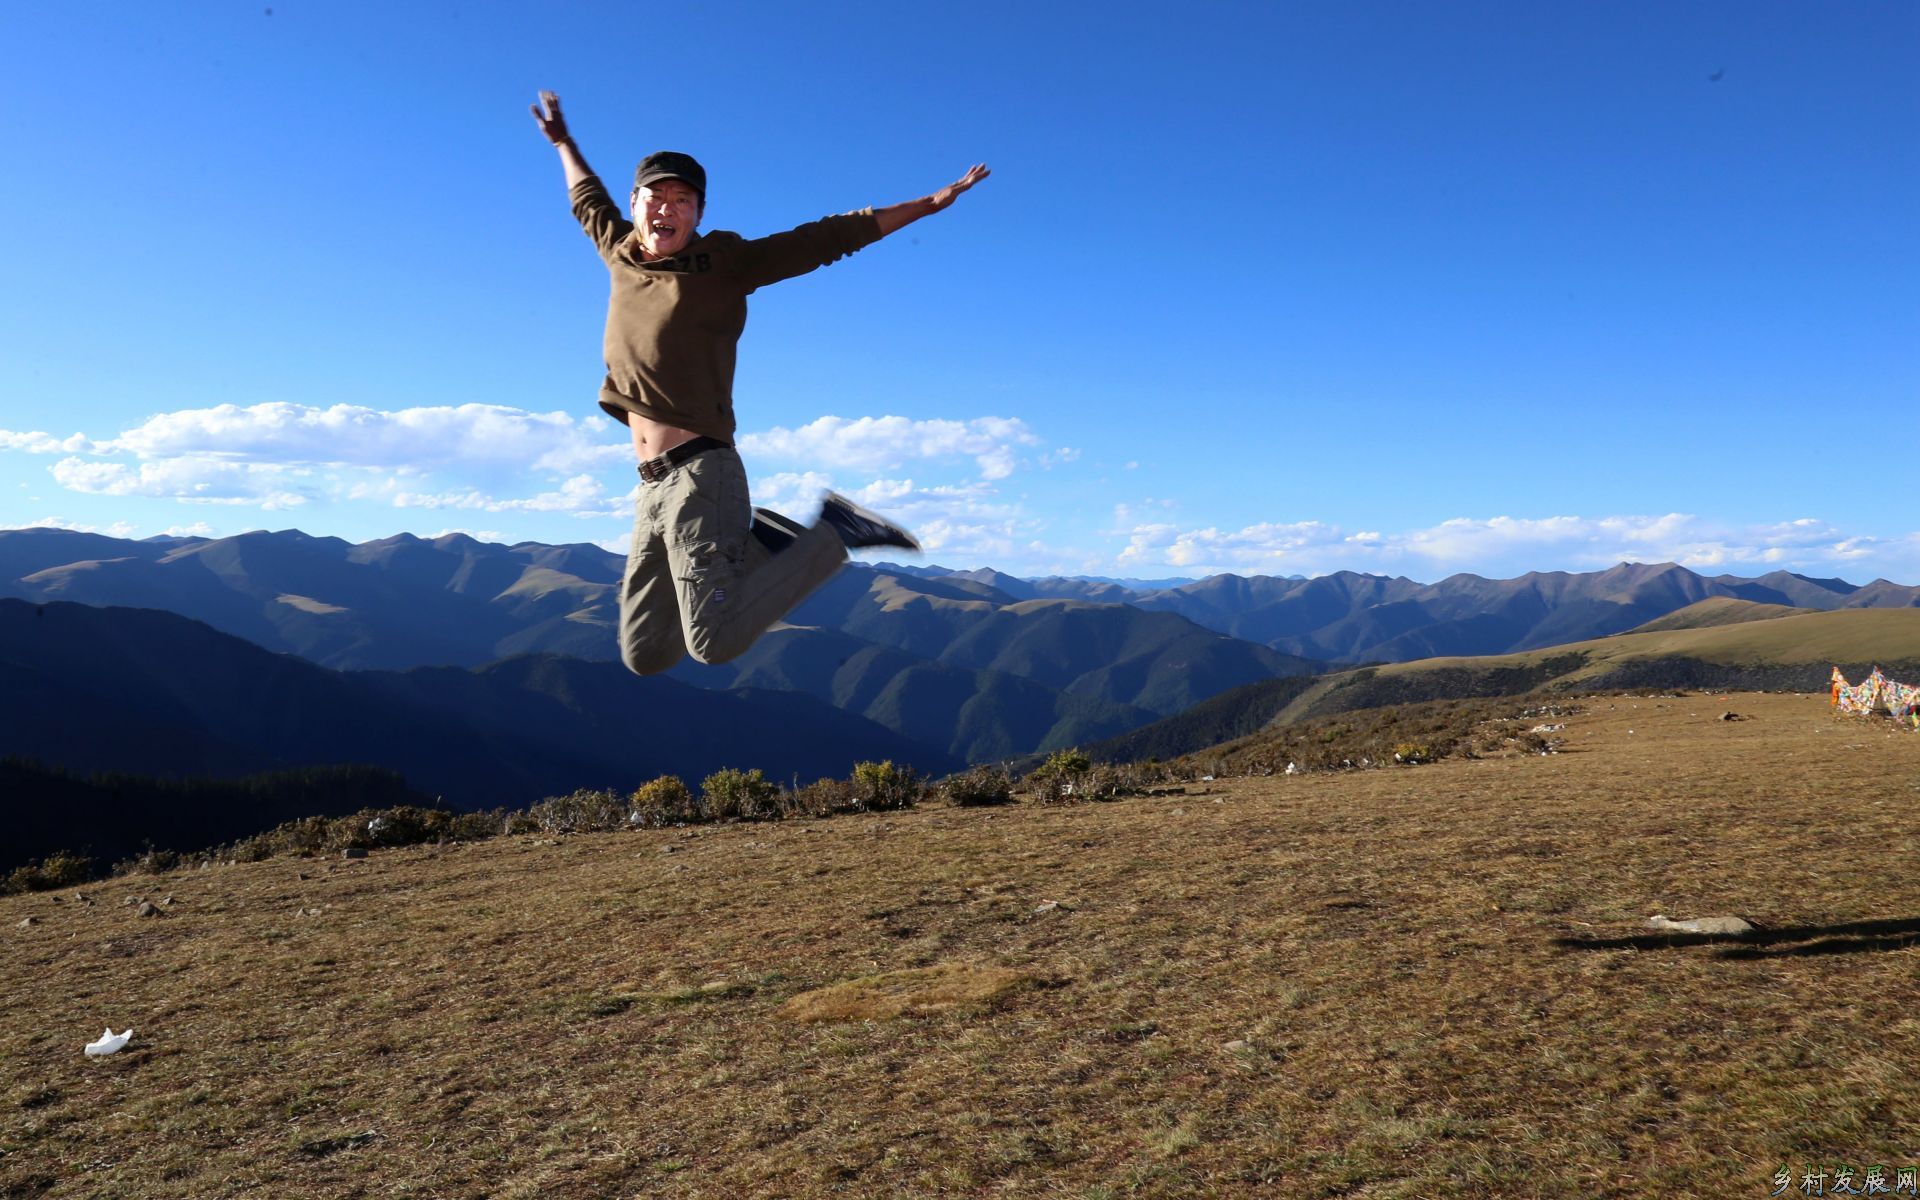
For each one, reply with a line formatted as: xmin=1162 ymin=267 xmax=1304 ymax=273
xmin=620 ymin=638 xmax=684 ymax=676
xmin=681 ymin=627 xmax=747 ymax=667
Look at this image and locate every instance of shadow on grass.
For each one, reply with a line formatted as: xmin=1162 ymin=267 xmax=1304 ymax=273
xmin=1554 ymin=916 xmax=1920 ymax=958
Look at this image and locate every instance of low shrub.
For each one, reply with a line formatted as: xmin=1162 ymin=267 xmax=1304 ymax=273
xmin=1077 ymin=763 xmax=1158 ymax=800
xmin=447 ymin=809 xmax=508 ymax=841
xmin=941 ymin=765 xmax=1016 ymax=807
xmin=699 ymin=768 xmax=781 ymax=822
xmin=120 ymin=846 xmax=183 ymax=876
xmin=785 ymin=776 xmax=857 ymax=818
xmin=525 ymin=789 xmax=630 ymax=835
xmin=629 ymin=776 xmax=697 ymax=828
xmin=851 ymin=760 xmax=924 ymax=811
xmin=360 ymin=806 xmax=458 ymax=846
xmin=1026 ymin=748 xmax=1093 ymax=803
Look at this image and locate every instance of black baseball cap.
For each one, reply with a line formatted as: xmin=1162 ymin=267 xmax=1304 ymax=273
xmin=633 ymin=151 xmax=706 ymax=202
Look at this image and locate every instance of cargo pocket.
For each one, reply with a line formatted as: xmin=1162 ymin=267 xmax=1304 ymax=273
xmin=668 ymin=490 xmax=726 ymax=550
xmin=675 ymin=542 xmax=744 ymax=663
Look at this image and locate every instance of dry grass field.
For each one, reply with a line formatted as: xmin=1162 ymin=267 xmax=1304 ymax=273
xmin=5 ymin=691 xmax=1918 ymax=1198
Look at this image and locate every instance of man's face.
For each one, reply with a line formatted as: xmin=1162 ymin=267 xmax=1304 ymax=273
xmin=631 ymin=178 xmax=702 ymax=260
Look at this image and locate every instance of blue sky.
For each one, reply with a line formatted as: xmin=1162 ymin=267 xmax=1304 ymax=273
xmin=2 ymin=1 xmax=1914 ymax=583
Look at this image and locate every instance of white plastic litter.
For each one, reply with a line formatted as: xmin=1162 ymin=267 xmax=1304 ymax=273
xmin=1646 ymin=914 xmax=1755 ymax=936
xmin=84 ymin=1028 xmax=132 ymax=1057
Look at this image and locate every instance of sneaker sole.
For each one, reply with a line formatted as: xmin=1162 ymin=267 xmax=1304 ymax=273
xmin=824 ymin=492 xmax=920 ymax=551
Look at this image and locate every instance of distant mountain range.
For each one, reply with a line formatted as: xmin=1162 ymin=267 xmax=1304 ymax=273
xmin=8 ymin=529 xmax=1911 ymax=676
xmin=5 ymin=526 xmax=1916 ymax=776
xmin=1124 ymin=561 xmax=1920 ymax=661
xmin=0 ymin=528 xmax=1321 ymax=762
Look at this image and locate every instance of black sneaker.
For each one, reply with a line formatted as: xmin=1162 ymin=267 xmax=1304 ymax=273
xmin=750 ymin=506 xmax=804 ymax=555
xmin=819 ymin=492 xmax=920 ymax=552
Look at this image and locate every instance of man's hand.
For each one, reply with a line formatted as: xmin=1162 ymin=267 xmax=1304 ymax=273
xmin=533 ymin=91 xmax=592 ymax=189
xmin=530 ymin=90 xmax=571 ymax=145
xmin=874 ymin=163 xmax=992 ymax=236
xmin=928 ymin=164 xmax=991 ymax=212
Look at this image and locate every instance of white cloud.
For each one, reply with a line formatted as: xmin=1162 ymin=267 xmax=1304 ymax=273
xmin=738 ymin=468 xmax=1038 ymax=564
xmin=748 ymin=471 xmax=837 ymax=517
xmin=0 ymin=430 xmax=101 ymax=455
xmin=392 ymin=474 xmax=623 ymax=517
xmin=30 ymin=402 xmax=636 ymax=518
xmin=50 ymin=456 xmax=310 ymax=509
xmin=1112 ymin=513 xmax=1920 ymax=582
xmin=843 ymin=479 xmax=1032 ymax=562
xmin=739 ymin=415 xmax=1043 ymax=481
xmin=162 ymin=522 xmax=218 ymax=538
xmin=1119 ymin=519 xmax=1350 ymax=569
xmin=104 ymin=402 xmax=627 ymax=474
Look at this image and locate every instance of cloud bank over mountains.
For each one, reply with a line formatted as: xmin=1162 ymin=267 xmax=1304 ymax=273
xmin=1 ymin=402 xmax=1063 ymax=566
xmin=3 ymin=401 xmax=1915 ymax=584
xmin=1117 ymin=513 xmax=1918 ymax=580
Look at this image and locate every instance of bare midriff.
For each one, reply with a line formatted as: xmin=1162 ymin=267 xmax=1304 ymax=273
xmin=628 ymin=413 xmax=703 ymax=464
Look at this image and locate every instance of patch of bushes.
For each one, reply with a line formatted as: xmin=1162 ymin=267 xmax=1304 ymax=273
xmin=940 ymin=765 xmax=1016 ymax=807
xmin=1026 ymin=748 xmax=1091 ymax=803
xmin=1023 ymin=749 xmax=1176 ymax=804
xmin=850 ymin=760 xmax=924 ymax=811
xmin=177 ymin=805 xmax=507 ymax=867
xmin=785 ymin=776 xmax=858 ymax=817
xmin=629 ymin=776 xmax=698 ymax=828
xmin=699 ymin=768 xmax=782 ymax=822
xmin=81 ymin=755 xmax=960 ymax=887
xmin=2 ymin=851 xmax=96 ymax=896
xmin=524 ymin=790 xmax=630 ymax=836
xmin=1187 ymin=695 xmax=1592 ymax=776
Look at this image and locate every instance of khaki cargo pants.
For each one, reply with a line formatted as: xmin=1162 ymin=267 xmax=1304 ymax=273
xmin=617 ymin=445 xmax=846 ymax=674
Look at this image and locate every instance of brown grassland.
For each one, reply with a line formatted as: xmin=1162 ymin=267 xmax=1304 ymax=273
xmin=4 ymin=691 xmax=1918 ymax=1198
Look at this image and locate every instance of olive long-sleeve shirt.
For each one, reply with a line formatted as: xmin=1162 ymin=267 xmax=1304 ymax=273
xmin=569 ymin=174 xmax=884 ymax=442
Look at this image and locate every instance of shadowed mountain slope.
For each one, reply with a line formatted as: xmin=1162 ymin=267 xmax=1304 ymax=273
xmin=0 ymin=600 xmax=955 ymax=817
xmin=666 ymin=624 xmax=1157 ymax=763
xmin=678 ymin=571 xmax=1322 ymax=758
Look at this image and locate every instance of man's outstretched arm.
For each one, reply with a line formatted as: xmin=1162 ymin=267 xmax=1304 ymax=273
xmin=872 ymin=164 xmax=991 ymax=237
xmin=530 ymin=90 xmax=594 ymax=190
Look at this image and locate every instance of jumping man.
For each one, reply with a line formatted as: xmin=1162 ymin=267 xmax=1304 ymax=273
xmin=530 ymin=91 xmax=989 ymax=675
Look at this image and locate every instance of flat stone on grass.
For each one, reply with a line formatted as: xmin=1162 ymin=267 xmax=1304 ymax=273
xmin=776 ymin=961 xmax=1039 ymax=1023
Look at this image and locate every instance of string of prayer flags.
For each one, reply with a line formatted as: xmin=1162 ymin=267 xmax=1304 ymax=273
xmin=1831 ymin=666 xmax=1920 ymax=726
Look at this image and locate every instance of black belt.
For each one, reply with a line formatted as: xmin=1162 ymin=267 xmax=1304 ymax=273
xmin=636 ymin=436 xmax=730 ymax=483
